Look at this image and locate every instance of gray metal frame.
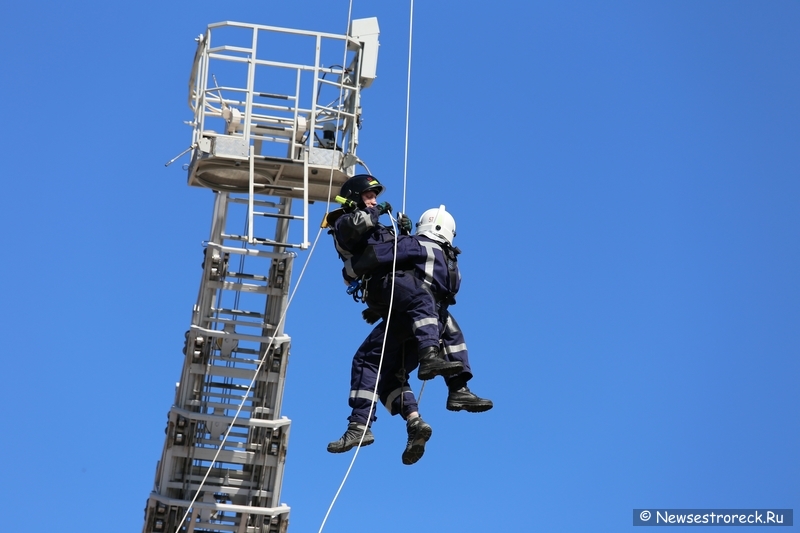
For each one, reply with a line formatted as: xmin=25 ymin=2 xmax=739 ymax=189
xmin=143 ymin=18 xmax=379 ymax=533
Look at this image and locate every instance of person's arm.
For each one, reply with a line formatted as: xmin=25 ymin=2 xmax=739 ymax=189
xmin=350 ymin=234 xmax=427 ymax=275
xmin=334 ymin=207 xmax=381 ymax=250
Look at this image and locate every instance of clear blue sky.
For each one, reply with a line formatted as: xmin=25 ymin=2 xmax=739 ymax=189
xmin=1 ymin=1 xmax=798 ymax=532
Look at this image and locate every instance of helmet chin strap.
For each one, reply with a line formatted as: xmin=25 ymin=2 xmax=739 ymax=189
xmin=420 ymin=230 xmax=445 ymax=243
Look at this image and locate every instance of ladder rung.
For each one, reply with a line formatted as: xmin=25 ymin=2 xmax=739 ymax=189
xmin=229 ymin=197 xmax=279 ymax=208
xmin=178 ymin=472 xmax=263 ymax=486
xmin=194 ymin=367 xmax=265 ymax=382
xmin=190 ymin=325 xmax=289 ymax=345
xmin=212 ymin=308 xmax=266 ymax=319
xmin=252 ymin=211 xmax=304 ymax=220
xmin=221 ymin=234 xmax=304 ymax=249
xmin=205 ymin=381 xmax=252 ymax=392
xmin=206 ymin=281 xmax=270 ymax=294
xmin=225 ymin=272 xmax=269 ymax=282
xmin=232 ymin=347 xmax=260 ymax=355
xmin=206 ymin=347 xmax=267 ymax=361
xmin=207 ymin=242 xmax=291 ymax=259
xmin=200 ymin=401 xmax=257 ymax=415
xmin=165 ymin=480 xmax=269 ymax=496
xmin=222 ymin=233 xmax=269 ymax=242
xmin=257 ymin=91 xmax=291 ymax=100
xmin=251 ymin=236 xmax=303 ymax=248
xmin=199 ymin=398 xmax=255 ymax=409
xmin=205 ymin=316 xmax=276 ymax=330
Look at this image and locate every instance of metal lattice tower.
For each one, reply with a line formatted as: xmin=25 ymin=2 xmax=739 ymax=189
xmin=143 ymin=18 xmax=379 ymax=533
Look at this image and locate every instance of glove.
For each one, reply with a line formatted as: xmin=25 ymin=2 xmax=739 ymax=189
xmin=377 ymin=201 xmax=392 ymax=215
xmin=398 ymin=213 xmax=412 ymax=235
xmin=362 ymin=308 xmax=383 ymax=325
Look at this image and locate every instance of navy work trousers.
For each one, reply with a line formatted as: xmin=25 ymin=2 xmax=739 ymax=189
xmin=347 ymin=309 xmax=474 ymax=426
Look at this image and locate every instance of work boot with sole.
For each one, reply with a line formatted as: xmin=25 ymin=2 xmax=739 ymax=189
xmin=446 ymin=386 xmax=494 ymax=413
xmin=417 ymin=346 xmax=463 ymax=381
xmin=327 ymin=422 xmax=375 ymax=453
xmin=401 ymin=416 xmax=433 ymax=465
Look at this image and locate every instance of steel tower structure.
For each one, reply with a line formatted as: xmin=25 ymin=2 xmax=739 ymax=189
xmin=142 ymin=18 xmax=379 ymax=533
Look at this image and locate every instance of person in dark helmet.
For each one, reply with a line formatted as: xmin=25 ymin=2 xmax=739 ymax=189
xmin=330 ymin=174 xmax=462 ymax=381
xmin=326 ymin=175 xmax=459 ymax=464
xmin=327 ymin=193 xmax=492 ymax=464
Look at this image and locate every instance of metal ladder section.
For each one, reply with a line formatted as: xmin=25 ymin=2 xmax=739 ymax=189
xmin=142 ymin=18 xmax=380 ymax=533
xmin=142 ymin=192 xmax=295 ymax=533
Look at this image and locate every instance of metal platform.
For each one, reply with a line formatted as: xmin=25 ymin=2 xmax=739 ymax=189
xmin=184 ymin=18 xmax=379 ymax=245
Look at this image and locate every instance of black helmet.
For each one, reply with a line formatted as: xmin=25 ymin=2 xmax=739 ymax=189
xmin=340 ymin=174 xmax=384 ymax=207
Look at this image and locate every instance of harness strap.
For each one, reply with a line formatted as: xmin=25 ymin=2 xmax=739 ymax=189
xmin=441 ymin=242 xmax=460 ymax=304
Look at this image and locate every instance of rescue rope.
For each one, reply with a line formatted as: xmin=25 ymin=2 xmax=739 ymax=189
xmin=317 ymin=214 xmax=401 ymax=533
xmin=317 ymin=2 xmax=416 ymax=532
xmin=401 ymin=0 xmax=414 ymax=215
xmin=398 ymin=0 xmax=430 ymax=408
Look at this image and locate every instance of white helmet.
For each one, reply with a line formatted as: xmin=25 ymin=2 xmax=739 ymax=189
xmin=415 ymin=205 xmax=456 ymax=245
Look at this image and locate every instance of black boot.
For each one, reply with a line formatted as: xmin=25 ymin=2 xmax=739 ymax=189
xmin=402 ymin=416 xmax=433 ymax=465
xmin=327 ymin=422 xmax=375 ymax=453
xmin=417 ymin=346 xmax=463 ymax=381
xmin=446 ymin=386 xmax=494 ymax=413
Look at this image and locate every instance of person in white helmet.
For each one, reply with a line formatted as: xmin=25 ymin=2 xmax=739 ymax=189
xmin=378 ymin=205 xmax=493 ymax=415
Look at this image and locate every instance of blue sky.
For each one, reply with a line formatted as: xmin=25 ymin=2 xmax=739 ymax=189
xmin=1 ymin=1 xmax=798 ymax=532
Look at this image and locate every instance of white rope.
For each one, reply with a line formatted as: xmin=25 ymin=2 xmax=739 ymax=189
xmin=401 ymin=0 xmax=414 ymax=215
xmin=401 ymin=0 xmax=428 ymax=406
xmin=317 ymin=2 xmax=417 ymax=530
xmin=317 ymin=214 xmax=401 ymax=533
xmin=316 ymin=1 xmax=388 ymax=530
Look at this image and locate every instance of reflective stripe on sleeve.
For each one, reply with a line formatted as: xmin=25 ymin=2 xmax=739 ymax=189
xmin=412 ymin=317 xmax=438 ymax=331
